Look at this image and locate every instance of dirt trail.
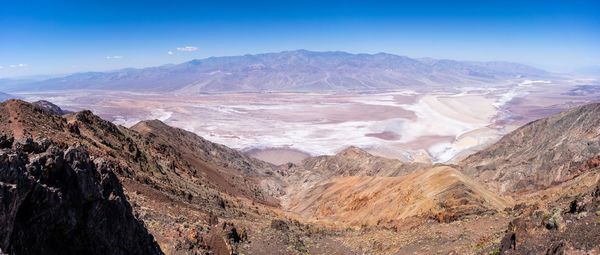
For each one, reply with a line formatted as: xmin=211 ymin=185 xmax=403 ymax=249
xmin=6 ymin=102 xmax=25 ymax=139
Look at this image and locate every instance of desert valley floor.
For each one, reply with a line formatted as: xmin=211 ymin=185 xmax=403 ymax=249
xmin=15 ymin=77 xmax=600 ymax=164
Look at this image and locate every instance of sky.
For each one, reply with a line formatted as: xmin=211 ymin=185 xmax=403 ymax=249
xmin=1 ymin=0 xmax=599 ymax=78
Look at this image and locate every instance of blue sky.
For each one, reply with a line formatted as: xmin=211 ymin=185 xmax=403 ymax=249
xmin=1 ymin=0 xmax=599 ymax=77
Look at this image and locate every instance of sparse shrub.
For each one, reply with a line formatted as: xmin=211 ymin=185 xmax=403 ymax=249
xmin=489 ymin=247 xmax=501 ymax=255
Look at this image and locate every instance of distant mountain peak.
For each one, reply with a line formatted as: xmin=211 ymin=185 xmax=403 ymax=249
xmin=4 ymin=50 xmax=551 ymax=93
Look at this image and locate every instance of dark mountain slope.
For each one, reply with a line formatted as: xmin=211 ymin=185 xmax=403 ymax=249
xmin=0 ymin=138 xmax=162 ymax=255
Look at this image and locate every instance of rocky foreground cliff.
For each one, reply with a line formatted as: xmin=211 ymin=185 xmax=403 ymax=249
xmin=0 ymin=99 xmax=599 ymax=254
xmin=0 ymin=136 xmax=162 ymax=255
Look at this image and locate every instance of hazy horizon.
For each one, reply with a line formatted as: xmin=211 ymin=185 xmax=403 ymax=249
xmin=1 ymin=0 xmax=599 ymax=78
xmin=0 ymin=49 xmax=560 ymax=80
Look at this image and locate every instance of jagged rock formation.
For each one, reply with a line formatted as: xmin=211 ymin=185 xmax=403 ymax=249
xmin=461 ymin=103 xmax=600 ymax=194
xmin=0 ymin=136 xmax=162 ymax=255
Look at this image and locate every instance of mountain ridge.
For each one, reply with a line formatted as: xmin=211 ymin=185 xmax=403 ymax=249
xmin=3 ymin=50 xmax=550 ymax=93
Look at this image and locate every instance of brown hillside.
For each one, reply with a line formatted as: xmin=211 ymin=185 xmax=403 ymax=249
xmin=287 ymin=166 xmax=509 ymax=226
xmin=461 ymin=103 xmax=600 ymax=194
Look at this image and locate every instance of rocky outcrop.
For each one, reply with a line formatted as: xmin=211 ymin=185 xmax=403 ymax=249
xmin=32 ymin=100 xmax=68 ymax=115
xmin=0 ymin=137 xmax=162 ymax=255
xmin=201 ymin=222 xmax=247 ymax=255
xmin=496 ymin=177 xmax=600 ymax=254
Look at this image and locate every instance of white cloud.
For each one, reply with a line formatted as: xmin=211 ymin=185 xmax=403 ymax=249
xmin=0 ymin=66 xmax=3 ymax=69
xmin=8 ymin=64 xmax=27 ymax=68
xmin=176 ymin=46 xmax=198 ymax=52
xmin=106 ymin=56 xmax=123 ymax=59
xmin=168 ymin=51 xmax=174 ymax=55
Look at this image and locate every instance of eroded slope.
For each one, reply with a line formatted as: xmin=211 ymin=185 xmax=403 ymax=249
xmin=461 ymin=103 xmax=600 ymax=194
xmin=287 ymin=166 xmax=509 ymax=225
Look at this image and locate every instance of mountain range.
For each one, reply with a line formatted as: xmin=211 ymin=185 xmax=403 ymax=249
xmin=0 ymin=92 xmax=17 ymax=101
xmin=1 ymin=50 xmax=550 ymax=93
xmin=1 ymin=99 xmax=600 ymax=254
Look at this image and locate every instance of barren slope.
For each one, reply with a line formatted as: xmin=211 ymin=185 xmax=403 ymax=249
xmin=299 ymin=146 xmax=426 ymax=177
xmin=281 ymin=147 xmax=509 ymax=227
xmin=461 ymin=103 xmax=600 ymax=194
xmin=287 ymin=166 xmax=509 ymax=225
